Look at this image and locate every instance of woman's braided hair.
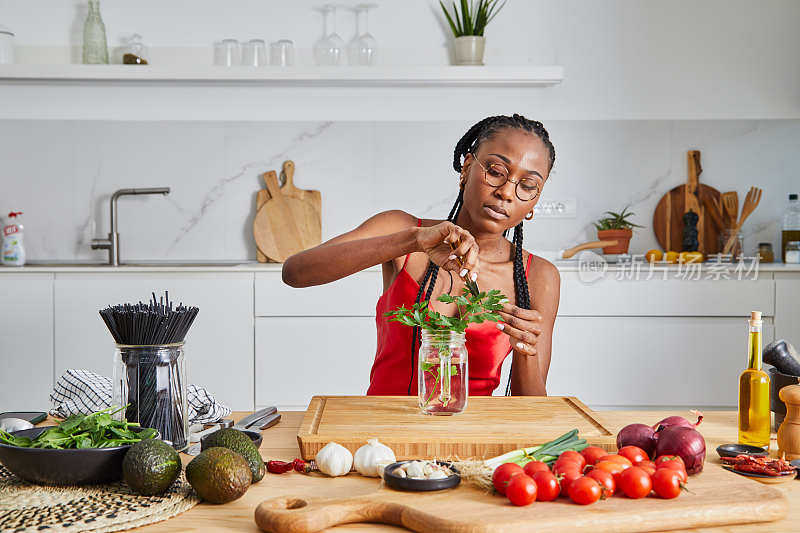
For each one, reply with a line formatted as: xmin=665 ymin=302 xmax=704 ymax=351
xmin=407 ymin=114 xmax=556 ymax=396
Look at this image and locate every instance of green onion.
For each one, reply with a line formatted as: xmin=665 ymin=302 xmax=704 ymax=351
xmin=483 ymin=429 xmax=588 ymax=470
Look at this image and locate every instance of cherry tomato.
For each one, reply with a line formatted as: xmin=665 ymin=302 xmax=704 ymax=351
xmin=658 ymin=464 xmax=688 ymax=483
xmin=655 ymin=455 xmax=686 ymax=470
xmin=635 ymin=460 xmax=656 ymax=477
xmin=568 ymin=476 xmax=602 ymax=505
xmin=618 ymin=446 xmax=649 ymax=465
xmin=602 ymin=454 xmax=633 ymax=466
xmin=618 ymin=466 xmax=653 ymax=499
xmin=492 ymin=463 xmax=524 ymax=496
xmin=581 ymin=446 xmax=609 ymax=466
xmin=558 ymin=450 xmax=586 ymax=471
xmin=593 ymin=459 xmax=629 ymax=478
xmin=554 ymin=456 xmax=583 ymax=474
xmin=652 ymin=468 xmax=682 ymax=499
xmin=586 ymin=468 xmax=615 ymax=498
xmin=523 ymin=461 xmax=551 ymax=478
xmin=556 ymin=465 xmax=583 ymax=496
xmin=532 ymin=470 xmax=560 ymax=502
xmin=506 ymin=474 xmax=537 ymax=506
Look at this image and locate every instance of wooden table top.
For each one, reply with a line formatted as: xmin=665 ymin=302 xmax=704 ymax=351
xmin=124 ymin=409 xmax=798 ymax=533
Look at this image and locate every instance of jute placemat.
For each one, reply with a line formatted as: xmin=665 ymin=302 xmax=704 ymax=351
xmin=0 ymin=464 xmax=199 ymax=533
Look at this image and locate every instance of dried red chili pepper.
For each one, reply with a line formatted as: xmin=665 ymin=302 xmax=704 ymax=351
xmin=267 ymin=460 xmax=294 ymax=474
xmin=293 ymin=458 xmax=313 ymax=473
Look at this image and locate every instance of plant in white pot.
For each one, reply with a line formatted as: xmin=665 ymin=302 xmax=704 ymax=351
xmin=439 ymin=0 xmax=507 ymax=65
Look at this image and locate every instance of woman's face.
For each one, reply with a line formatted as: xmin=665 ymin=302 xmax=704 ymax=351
xmin=460 ymin=128 xmax=551 ymax=234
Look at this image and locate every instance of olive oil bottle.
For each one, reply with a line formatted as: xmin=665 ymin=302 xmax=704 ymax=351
xmin=738 ymin=311 xmax=771 ymax=447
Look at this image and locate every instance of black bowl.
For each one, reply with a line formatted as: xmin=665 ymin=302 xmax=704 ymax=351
xmin=200 ymin=428 xmax=262 ymax=451
xmin=768 ymin=366 xmax=800 ymax=427
xmin=716 ymin=443 xmax=769 ymax=458
xmin=0 ymin=426 xmax=154 ymax=485
xmin=383 ymin=461 xmax=460 ymax=492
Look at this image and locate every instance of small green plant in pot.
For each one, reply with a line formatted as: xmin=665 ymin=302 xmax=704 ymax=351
xmin=593 ymin=206 xmax=643 ymax=254
xmin=439 ymin=0 xmax=507 ymax=65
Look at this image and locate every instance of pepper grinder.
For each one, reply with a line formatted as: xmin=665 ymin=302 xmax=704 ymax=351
xmin=777 ymin=384 xmax=800 ymax=460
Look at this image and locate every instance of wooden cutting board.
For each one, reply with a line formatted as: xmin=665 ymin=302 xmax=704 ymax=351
xmin=254 ymin=463 xmax=787 ymax=533
xmin=653 ymin=151 xmax=723 ymax=254
xmin=253 ymin=167 xmax=322 ymax=262
xmin=297 ymin=396 xmax=616 ymax=461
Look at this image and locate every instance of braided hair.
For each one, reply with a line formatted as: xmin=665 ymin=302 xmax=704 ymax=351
xmin=407 ymin=114 xmax=556 ymax=396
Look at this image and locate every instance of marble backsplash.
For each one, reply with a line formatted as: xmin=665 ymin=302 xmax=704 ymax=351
xmin=2 ymin=119 xmax=798 ymax=262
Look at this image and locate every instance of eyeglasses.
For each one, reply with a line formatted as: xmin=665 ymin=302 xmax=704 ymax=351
xmin=470 ymin=153 xmax=541 ymax=202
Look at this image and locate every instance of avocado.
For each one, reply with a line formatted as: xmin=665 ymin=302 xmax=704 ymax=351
xmin=186 ymin=447 xmax=251 ymax=504
xmin=201 ymin=428 xmax=265 ymax=483
xmin=122 ymin=439 xmax=181 ymax=496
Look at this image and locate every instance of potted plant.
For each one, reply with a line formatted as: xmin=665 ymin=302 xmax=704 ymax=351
xmin=439 ymin=0 xmax=507 ymax=65
xmin=592 ymin=206 xmax=643 ymax=254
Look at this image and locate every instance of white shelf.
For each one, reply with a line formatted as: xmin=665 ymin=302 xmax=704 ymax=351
xmin=0 ymin=64 xmax=564 ymax=87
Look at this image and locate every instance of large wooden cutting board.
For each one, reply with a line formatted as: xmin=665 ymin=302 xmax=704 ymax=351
xmin=255 ymin=463 xmax=787 ymax=533
xmin=297 ymin=396 xmax=616 ymax=461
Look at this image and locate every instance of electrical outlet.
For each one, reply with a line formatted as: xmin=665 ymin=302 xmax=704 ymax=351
xmin=533 ymin=197 xmax=576 ymax=218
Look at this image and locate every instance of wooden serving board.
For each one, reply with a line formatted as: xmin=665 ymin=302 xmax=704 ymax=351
xmin=254 ymin=463 xmax=787 ymax=533
xmin=297 ymin=396 xmax=616 ymax=461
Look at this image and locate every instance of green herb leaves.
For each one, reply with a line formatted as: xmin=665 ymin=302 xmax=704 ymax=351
xmin=385 ymin=287 xmax=506 ymax=334
xmin=0 ymin=405 xmax=158 ymax=450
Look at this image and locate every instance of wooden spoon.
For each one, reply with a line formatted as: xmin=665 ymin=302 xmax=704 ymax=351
xmin=722 ymin=187 xmax=762 ymax=254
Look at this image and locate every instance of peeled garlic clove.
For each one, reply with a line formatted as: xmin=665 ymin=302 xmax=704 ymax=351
xmin=0 ymin=418 xmax=34 ymax=432
xmin=405 ymin=461 xmax=425 ymax=478
xmin=428 ymin=470 xmax=448 ymax=480
xmin=392 ymin=467 xmax=407 ymax=478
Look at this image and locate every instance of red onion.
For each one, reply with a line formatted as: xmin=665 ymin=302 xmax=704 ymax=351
xmin=616 ymin=423 xmax=656 ymax=457
xmin=654 ymin=425 xmax=706 ymax=474
xmin=652 ymin=411 xmax=703 ymax=433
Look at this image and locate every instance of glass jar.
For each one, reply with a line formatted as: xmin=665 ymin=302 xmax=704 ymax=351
xmin=757 ymin=242 xmax=774 ymax=263
xmin=122 ymin=33 xmax=148 ymax=65
xmin=719 ymin=229 xmax=744 ymax=261
xmin=112 ymin=343 xmax=188 ymax=450
xmin=786 ymin=241 xmax=800 ymax=264
xmin=418 ymin=330 xmax=468 ymax=415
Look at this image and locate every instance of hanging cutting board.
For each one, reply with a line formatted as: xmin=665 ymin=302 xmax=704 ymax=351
xmin=653 ymin=150 xmax=722 ymax=254
xmin=255 ymin=463 xmax=787 ymax=533
xmin=254 ymin=161 xmax=322 ymax=263
xmin=297 ymin=396 xmax=616 ymax=460
xmin=253 ymin=171 xmax=309 ymax=262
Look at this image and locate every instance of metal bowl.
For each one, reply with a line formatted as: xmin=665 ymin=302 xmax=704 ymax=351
xmin=383 ymin=461 xmax=460 ymax=492
xmin=0 ymin=426 xmax=155 ymax=485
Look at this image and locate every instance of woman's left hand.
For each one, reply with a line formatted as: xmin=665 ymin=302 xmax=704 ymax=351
xmin=495 ymin=303 xmax=542 ymax=356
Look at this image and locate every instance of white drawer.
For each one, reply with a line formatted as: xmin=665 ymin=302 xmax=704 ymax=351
xmin=558 ymin=273 xmax=774 ymax=317
xmin=255 ymin=270 xmax=383 ymax=317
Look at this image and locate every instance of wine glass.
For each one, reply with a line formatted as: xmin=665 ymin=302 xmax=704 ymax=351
xmin=348 ymin=4 xmax=378 ymax=66
xmin=314 ymin=4 xmax=344 ymax=66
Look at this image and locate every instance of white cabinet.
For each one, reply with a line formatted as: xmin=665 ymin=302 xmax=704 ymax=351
xmin=255 ymin=270 xmax=382 ymax=316
xmin=546 ymin=316 xmax=774 ymax=408
xmin=775 ymin=276 xmax=800 ymax=341
xmin=255 ymin=317 xmax=376 ymax=410
xmin=53 ymin=273 xmax=254 ymax=410
xmin=0 ymin=274 xmax=54 ymax=411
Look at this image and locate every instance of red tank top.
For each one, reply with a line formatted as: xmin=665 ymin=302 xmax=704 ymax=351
xmin=368 ymin=220 xmax=532 ymax=396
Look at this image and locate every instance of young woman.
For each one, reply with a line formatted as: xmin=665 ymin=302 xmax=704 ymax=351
xmin=283 ymin=114 xmax=560 ymax=396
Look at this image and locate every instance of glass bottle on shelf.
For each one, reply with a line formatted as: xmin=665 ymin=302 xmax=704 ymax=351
xmin=348 ymin=4 xmax=377 ymax=66
xmin=782 ymin=193 xmax=800 ymax=263
xmin=314 ymin=4 xmax=344 ymax=66
xmin=122 ymin=34 xmax=148 ymax=65
xmin=738 ymin=311 xmax=770 ymax=448
xmin=82 ymin=0 xmax=109 ymax=64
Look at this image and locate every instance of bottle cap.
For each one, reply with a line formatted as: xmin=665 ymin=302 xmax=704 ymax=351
xmin=751 ymin=311 xmax=762 ymax=320
xmin=758 ymin=242 xmax=771 ymax=247
xmin=790 ymin=193 xmax=798 ymax=201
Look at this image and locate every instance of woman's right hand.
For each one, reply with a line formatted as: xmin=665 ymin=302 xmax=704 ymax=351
xmin=416 ymin=222 xmax=480 ymax=281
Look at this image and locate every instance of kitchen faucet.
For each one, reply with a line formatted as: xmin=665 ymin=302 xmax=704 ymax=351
xmin=91 ymin=188 xmax=170 ymax=266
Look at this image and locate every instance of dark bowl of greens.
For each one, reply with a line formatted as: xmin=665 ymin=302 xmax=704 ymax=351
xmin=0 ymin=407 xmax=159 ymax=485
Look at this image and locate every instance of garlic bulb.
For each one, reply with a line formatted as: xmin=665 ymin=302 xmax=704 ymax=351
xmin=0 ymin=418 xmax=34 ymax=433
xmin=315 ymin=441 xmax=353 ymax=477
xmin=353 ymin=438 xmax=397 ymax=477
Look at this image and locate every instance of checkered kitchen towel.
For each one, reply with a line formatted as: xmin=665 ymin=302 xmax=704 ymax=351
xmin=49 ymin=369 xmax=231 ymax=424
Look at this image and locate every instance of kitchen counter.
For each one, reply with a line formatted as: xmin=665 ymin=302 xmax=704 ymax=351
xmin=126 ymin=409 xmax=799 ymax=533
xmin=2 ymin=260 xmax=800 ymax=272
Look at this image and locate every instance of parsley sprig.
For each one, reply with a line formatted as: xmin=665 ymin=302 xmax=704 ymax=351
xmin=384 ymin=287 xmax=506 ymax=333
